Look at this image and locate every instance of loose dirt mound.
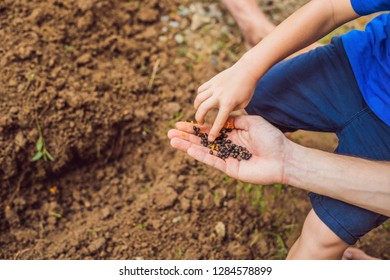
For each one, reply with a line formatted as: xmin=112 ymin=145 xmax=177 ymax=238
xmin=0 ymin=0 xmax=187 ymax=189
xmin=1 ymin=0 xmax=388 ymax=259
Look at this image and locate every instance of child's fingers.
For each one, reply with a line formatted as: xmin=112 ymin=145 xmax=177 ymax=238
xmin=195 ymin=98 xmax=216 ymax=125
xmin=194 ymin=89 xmax=212 ymax=110
xmin=171 ymin=122 xmax=242 ymax=146
xmin=208 ymin=107 xmax=232 ymax=141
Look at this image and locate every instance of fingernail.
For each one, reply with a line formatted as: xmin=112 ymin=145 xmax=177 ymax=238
xmin=208 ymin=136 xmax=214 ymax=142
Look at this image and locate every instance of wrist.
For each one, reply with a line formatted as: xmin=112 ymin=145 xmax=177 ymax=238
xmin=281 ymin=140 xmax=306 ymax=186
xmin=237 ymin=51 xmax=266 ymax=83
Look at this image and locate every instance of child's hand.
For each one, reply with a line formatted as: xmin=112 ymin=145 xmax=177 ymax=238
xmin=194 ymin=60 xmax=258 ymax=141
xmin=167 ymin=115 xmax=288 ymax=185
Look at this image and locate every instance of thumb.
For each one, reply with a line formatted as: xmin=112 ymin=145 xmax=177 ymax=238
xmin=230 ymin=115 xmax=250 ymax=131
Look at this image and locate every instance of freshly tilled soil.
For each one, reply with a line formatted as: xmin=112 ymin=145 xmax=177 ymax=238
xmin=0 ymin=0 xmax=388 ymax=260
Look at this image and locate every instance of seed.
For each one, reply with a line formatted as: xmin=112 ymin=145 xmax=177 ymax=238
xmin=192 ymin=126 xmax=252 ymax=161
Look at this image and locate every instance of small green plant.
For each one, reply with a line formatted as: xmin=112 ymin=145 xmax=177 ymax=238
xmin=213 ymin=191 xmax=220 ymax=201
xmin=249 ymin=230 xmax=261 ymax=247
xmin=177 ymin=246 xmax=183 ymax=259
xmin=168 ymin=110 xmax=184 ymax=128
xmin=140 ymin=187 xmax=150 ymax=193
xmin=134 ymin=223 xmax=144 ymax=229
xmin=88 ymin=228 xmax=101 ymax=234
xmin=267 ymin=232 xmax=288 ymax=259
xmin=178 ymin=47 xmax=187 ymax=57
xmin=32 ymin=119 xmax=54 ymax=162
xmin=274 ymin=184 xmax=284 ymax=193
xmin=29 ymin=72 xmax=35 ymax=82
xmin=50 ymin=211 xmax=62 ymax=219
xmin=195 ymin=163 xmax=206 ymax=174
xmin=223 ymin=174 xmax=234 ymax=184
xmin=247 ymin=184 xmax=266 ymax=212
xmin=64 ymin=45 xmax=74 ymax=52
xmin=185 ymin=64 xmax=194 ymax=73
xmin=235 ymin=180 xmax=266 ymax=212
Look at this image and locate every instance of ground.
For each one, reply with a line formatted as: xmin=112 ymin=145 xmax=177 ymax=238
xmin=0 ymin=0 xmax=388 ymax=260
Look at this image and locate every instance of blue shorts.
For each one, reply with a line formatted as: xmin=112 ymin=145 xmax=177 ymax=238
xmin=245 ymin=36 xmax=390 ymax=245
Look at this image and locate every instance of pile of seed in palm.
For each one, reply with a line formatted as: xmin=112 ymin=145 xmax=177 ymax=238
xmin=193 ymin=126 xmax=252 ymax=161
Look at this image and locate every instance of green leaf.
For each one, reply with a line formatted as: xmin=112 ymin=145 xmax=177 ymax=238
xmin=32 ymin=151 xmax=43 ymax=161
xmin=43 ymin=153 xmax=48 ymax=161
xmin=46 ymin=150 xmax=55 ymax=161
xmin=36 ymin=135 xmax=44 ymax=151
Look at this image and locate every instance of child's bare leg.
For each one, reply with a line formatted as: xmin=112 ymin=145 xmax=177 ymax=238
xmin=221 ymin=0 xmax=275 ymax=48
xmin=342 ymin=248 xmax=378 ymax=260
xmin=287 ymin=209 xmax=349 ymax=259
xmin=221 ymin=0 xmax=322 ymax=52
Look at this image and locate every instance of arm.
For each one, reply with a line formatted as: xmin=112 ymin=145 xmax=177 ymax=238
xmin=239 ymin=0 xmax=358 ymax=79
xmin=284 ymin=141 xmax=390 ymax=217
xmin=168 ymin=116 xmax=390 ymax=216
xmin=195 ymin=0 xmax=359 ymax=141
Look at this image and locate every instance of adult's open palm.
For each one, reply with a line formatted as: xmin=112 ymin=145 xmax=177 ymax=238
xmin=167 ymin=115 xmax=288 ymax=185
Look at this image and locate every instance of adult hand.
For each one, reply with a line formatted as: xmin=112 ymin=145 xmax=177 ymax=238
xmin=167 ymin=115 xmax=290 ymax=185
xmin=194 ymin=59 xmax=259 ymax=142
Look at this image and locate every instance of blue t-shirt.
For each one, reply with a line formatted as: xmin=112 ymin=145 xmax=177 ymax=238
xmin=341 ymin=0 xmax=390 ymax=126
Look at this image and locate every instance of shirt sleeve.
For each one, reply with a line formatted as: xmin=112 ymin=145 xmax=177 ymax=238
xmin=351 ymin=0 xmax=390 ymax=15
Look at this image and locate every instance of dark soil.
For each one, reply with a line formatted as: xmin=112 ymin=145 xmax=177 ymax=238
xmin=0 ymin=0 xmax=388 ymax=260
